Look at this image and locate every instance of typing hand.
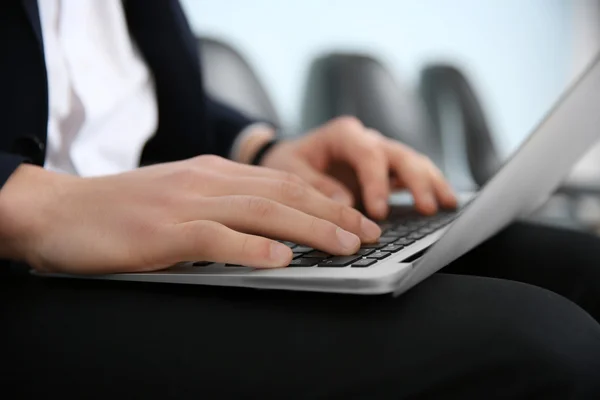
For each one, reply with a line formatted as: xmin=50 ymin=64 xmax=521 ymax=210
xmin=257 ymin=116 xmax=457 ymax=220
xmin=0 ymin=157 xmax=381 ymax=274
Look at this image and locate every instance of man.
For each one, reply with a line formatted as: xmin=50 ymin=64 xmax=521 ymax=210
xmin=1 ymin=1 xmax=600 ymax=399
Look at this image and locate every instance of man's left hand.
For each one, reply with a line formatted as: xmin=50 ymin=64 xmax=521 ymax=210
xmin=243 ymin=116 xmax=457 ymax=220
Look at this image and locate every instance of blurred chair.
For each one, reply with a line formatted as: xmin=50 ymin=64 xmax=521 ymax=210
xmin=198 ymin=36 xmax=281 ymax=126
xmin=419 ymin=64 xmax=502 ymax=187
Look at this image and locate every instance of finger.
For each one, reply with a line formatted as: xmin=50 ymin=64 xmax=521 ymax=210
xmin=424 ymin=162 xmax=458 ymax=209
xmin=201 ymin=176 xmax=380 ymax=242
xmin=386 ymin=146 xmax=454 ymax=207
xmin=162 ymin=220 xmax=293 ymax=268
xmin=325 ymin=122 xmax=390 ymax=220
xmin=387 ymin=144 xmax=438 ymax=215
xmin=347 ymin=144 xmax=389 ymax=220
xmin=285 ymin=158 xmax=354 ymax=206
xmin=194 ymin=196 xmax=362 ymax=255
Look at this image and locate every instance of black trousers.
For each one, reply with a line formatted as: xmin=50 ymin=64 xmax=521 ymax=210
xmin=2 ymin=221 xmax=600 ymax=399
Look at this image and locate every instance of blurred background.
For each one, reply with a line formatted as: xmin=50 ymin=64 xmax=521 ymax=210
xmin=181 ymin=0 xmax=600 ymax=231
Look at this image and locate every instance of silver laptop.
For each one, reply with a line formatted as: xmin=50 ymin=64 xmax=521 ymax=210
xmin=38 ymin=53 xmax=600 ymax=296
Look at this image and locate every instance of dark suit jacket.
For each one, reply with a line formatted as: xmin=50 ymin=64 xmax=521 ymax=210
xmin=0 ymin=0 xmax=259 ymax=188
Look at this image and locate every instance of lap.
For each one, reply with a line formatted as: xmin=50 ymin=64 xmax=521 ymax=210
xmin=2 ymin=221 xmax=600 ymax=399
xmin=2 ymin=270 xmax=600 ymax=398
xmin=445 ymin=221 xmax=600 ymax=319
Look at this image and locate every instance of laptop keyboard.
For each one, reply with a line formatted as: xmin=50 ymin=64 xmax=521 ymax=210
xmin=280 ymin=206 xmax=459 ymax=268
xmin=192 ymin=206 xmax=460 ymax=269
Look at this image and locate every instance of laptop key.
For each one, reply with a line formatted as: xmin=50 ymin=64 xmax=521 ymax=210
xmin=387 ymin=228 xmax=411 ymax=236
xmin=367 ymin=251 xmax=391 ymax=260
xmin=293 ymin=246 xmax=313 ymax=253
xmin=304 ymin=250 xmax=331 ymax=258
xmin=378 ymin=222 xmax=395 ymax=231
xmin=356 ymin=248 xmax=374 ymax=256
xmin=360 ymin=243 xmax=387 ymax=249
xmin=351 ymin=259 xmax=377 ymax=268
xmin=377 ymin=236 xmax=397 ymax=244
xmin=318 ymin=255 xmax=362 ymax=267
xmin=289 ymin=258 xmax=318 ymax=267
xmin=292 ymin=252 xmax=304 ymax=259
xmin=395 ymin=238 xmax=415 ymax=246
xmin=381 ymin=244 xmax=404 ymax=253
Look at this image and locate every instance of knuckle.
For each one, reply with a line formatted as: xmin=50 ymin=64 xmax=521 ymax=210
xmin=185 ymin=220 xmax=222 ymax=244
xmin=404 ymin=153 xmax=427 ymax=173
xmin=149 ymin=191 xmax=181 ymax=210
xmin=429 ymin=166 xmax=445 ymax=181
xmin=363 ymin=145 xmax=381 ymax=160
xmin=420 ymin=154 xmax=437 ymax=169
xmin=365 ymin=128 xmax=384 ymax=140
xmin=278 ymin=180 xmax=305 ymax=201
xmin=242 ymin=196 xmax=276 ymax=219
xmin=354 ymin=136 xmax=381 ymax=156
xmin=430 ymin=163 xmax=445 ymax=179
xmin=197 ymin=154 xmax=228 ymax=167
xmin=170 ymin=167 xmax=200 ymax=189
xmin=333 ymin=115 xmax=363 ymax=132
xmin=281 ymin=171 xmax=305 ymax=185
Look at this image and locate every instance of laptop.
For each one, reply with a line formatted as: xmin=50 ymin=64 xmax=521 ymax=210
xmin=37 ymin=53 xmax=600 ymax=296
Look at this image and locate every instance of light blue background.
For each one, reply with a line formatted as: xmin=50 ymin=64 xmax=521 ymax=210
xmin=181 ymin=0 xmax=572 ymax=156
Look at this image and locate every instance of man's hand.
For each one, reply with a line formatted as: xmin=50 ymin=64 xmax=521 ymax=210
xmin=0 ymin=158 xmax=381 ymax=274
xmin=255 ymin=116 xmax=457 ymax=220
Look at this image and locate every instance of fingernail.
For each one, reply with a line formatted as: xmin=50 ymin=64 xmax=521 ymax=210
xmin=361 ymin=217 xmax=381 ymax=241
xmin=270 ymin=242 xmax=291 ymax=265
xmin=375 ymin=199 xmax=388 ymax=217
xmin=331 ymin=192 xmax=352 ymax=206
xmin=336 ymin=227 xmax=360 ymax=251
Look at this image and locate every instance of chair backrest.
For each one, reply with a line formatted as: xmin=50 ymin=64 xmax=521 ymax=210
xmin=419 ymin=64 xmax=502 ymax=187
xmin=198 ymin=36 xmax=280 ymax=126
xmin=300 ymin=53 xmax=443 ymax=169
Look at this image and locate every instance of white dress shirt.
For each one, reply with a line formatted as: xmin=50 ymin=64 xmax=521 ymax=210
xmin=39 ymin=0 xmax=159 ymax=177
xmin=38 ymin=0 xmax=265 ymax=177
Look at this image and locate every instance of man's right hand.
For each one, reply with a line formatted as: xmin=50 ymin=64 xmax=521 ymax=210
xmin=0 ymin=156 xmax=382 ymax=274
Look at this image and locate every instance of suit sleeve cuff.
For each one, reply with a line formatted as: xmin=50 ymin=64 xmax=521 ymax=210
xmin=228 ymin=122 xmax=276 ymax=162
xmin=0 ymin=154 xmax=27 ymax=190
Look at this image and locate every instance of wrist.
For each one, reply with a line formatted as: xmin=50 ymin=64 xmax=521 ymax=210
xmin=0 ymin=164 xmax=72 ymax=262
xmin=236 ymin=125 xmax=276 ymax=164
